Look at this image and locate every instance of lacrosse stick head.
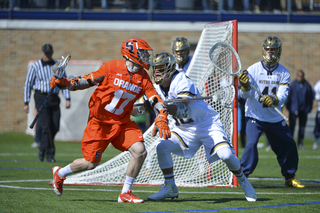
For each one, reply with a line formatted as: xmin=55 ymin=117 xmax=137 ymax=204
xmin=52 ymin=55 xmax=71 ymax=78
xmin=212 ymin=85 xmax=235 ymax=107
xmin=209 ymin=42 xmax=242 ymax=77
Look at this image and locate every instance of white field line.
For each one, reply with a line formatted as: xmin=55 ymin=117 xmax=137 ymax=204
xmin=0 ymin=153 xmax=116 ymax=157
xmin=0 ymin=179 xmax=320 ymax=195
xmin=1 ymin=153 xmax=320 ymax=160
xmin=1 ymin=153 xmax=319 ymax=159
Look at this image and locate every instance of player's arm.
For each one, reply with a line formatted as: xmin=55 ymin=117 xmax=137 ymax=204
xmin=24 ymin=65 xmax=36 ymax=106
xmin=275 ymin=84 xmax=289 ymax=107
xmin=265 ymin=71 xmax=290 ymax=107
xmin=135 ymin=93 xmax=187 ymax=119
xmin=238 ymin=69 xmax=254 ymax=99
xmin=144 ymin=81 xmax=171 ymax=139
xmin=131 ymin=96 xmax=146 ymax=117
xmin=50 ymin=64 xmax=105 ymax=90
xmin=166 ymin=101 xmax=188 ymax=119
xmin=315 ymin=90 xmax=320 ymax=103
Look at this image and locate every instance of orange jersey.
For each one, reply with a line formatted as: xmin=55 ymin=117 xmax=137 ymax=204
xmin=77 ymin=60 xmax=160 ymax=124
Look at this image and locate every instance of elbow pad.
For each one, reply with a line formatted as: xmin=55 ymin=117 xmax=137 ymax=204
xmin=133 ymin=106 xmax=145 ymax=117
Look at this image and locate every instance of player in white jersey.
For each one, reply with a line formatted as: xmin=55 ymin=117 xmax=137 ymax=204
xmin=239 ymin=36 xmax=305 ymax=188
xmin=171 ymin=37 xmax=193 ymax=73
xmin=143 ymin=52 xmax=256 ymax=202
xmin=313 ymin=80 xmax=320 ymax=150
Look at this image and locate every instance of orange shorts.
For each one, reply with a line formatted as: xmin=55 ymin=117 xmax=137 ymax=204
xmin=81 ymin=119 xmax=144 ymax=163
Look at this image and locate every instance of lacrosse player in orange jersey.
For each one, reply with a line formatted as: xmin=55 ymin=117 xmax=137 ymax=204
xmin=49 ymin=38 xmax=171 ymax=203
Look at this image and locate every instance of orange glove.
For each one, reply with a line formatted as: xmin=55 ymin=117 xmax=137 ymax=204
xmin=50 ymin=77 xmax=71 ymax=89
xmin=152 ymin=108 xmax=171 ymax=140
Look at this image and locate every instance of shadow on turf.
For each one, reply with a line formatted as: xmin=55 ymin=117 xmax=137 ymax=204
xmin=250 ymin=178 xmax=320 ymax=189
xmin=142 ymin=197 xmax=271 ymax=203
xmin=66 ymin=197 xmax=271 ymax=203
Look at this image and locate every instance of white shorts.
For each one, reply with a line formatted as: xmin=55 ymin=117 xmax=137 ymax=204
xmin=168 ymin=127 xmax=234 ymax=163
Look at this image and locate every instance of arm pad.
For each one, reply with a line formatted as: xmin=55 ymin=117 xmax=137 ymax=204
xmin=132 ymin=106 xmax=145 ymax=117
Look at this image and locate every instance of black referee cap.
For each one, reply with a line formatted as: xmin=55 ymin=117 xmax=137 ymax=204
xmin=42 ymin=43 xmax=53 ymax=53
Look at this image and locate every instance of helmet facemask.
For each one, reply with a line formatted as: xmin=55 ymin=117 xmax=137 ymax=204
xmin=136 ymin=49 xmax=153 ymax=69
xmin=262 ymin=36 xmax=282 ymax=66
xmin=172 ymin=37 xmax=190 ymax=66
xmin=151 ymin=52 xmax=176 ymax=84
xmin=121 ymin=38 xmax=153 ymax=70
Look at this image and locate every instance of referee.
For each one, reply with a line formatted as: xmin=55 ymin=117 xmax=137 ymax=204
xmin=23 ymin=43 xmax=71 ymax=162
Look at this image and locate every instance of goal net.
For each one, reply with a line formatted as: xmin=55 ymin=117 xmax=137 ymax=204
xmin=64 ymin=20 xmax=238 ymax=187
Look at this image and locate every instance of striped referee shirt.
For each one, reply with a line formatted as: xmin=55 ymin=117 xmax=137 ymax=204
xmin=23 ymin=59 xmax=71 ymax=105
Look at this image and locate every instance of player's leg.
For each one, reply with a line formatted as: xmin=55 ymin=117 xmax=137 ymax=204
xmin=52 ymin=158 xmax=99 ymax=196
xmin=117 ymin=121 xmax=146 ymax=203
xmin=31 ymin=107 xmax=41 ymax=148
xmin=52 ymin=149 xmax=101 ymax=196
xmin=47 ymin=95 xmax=60 ymax=162
xmin=205 ymin=130 xmax=256 ymax=202
xmin=297 ymin=111 xmax=307 ymax=148
xmin=126 ymin=142 xmax=147 ymax=178
xmin=288 ymin=111 xmax=297 ymax=141
xmin=52 ymin=119 xmax=109 ymax=196
xmin=240 ymin=118 xmax=264 ymax=177
xmin=313 ymin=110 xmax=320 ymax=150
xmin=215 ymin=146 xmax=256 ymax=202
xmin=34 ymin=91 xmax=50 ymax=162
xmin=147 ymin=137 xmax=183 ymax=201
xmin=265 ymin=120 xmax=304 ymax=188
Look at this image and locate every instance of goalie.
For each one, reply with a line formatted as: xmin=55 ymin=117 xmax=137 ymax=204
xmin=141 ymin=52 xmax=256 ymax=202
xmin=49 ymin=38 xmax=171 ymax=203
xmin=239 ymin=36 xmax=304 ymax=188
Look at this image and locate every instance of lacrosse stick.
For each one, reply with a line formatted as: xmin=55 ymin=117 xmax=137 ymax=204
xmin=133 ymin=85 xmax=235 ymax=109
xmin=29 ymin=55 xmax=71 ymax=129
xmin=208 ymin=42 xmax=288 ymax=122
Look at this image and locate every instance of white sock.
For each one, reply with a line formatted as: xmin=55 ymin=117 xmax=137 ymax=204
xmin=121 ymin=176 xmax=135 ymax=194
xmin=57 ymin=164 xmax=73 ymax=177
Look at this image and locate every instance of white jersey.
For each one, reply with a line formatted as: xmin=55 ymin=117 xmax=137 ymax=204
xmin=240 ymin=61 xmax=290 ymax=123
xmin=314 ymin=80 xmax=320 ymax=111
xmin=154 ymin=71 xmax=232 ymax=160
xmin=175 ymin=55 xmax=193 ymax=73
xmin=154 ymin=72 xmax=225 ymax=133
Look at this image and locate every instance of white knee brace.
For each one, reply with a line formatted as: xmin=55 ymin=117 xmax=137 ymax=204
xmin=156 ymin=140 xmax=175 ymax=170
xmin=216 ymin=147 xmax=240 ymax=171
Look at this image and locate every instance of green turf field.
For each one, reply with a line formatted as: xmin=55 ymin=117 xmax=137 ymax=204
xmin=0 ymin=132 xmax=319 ymax=213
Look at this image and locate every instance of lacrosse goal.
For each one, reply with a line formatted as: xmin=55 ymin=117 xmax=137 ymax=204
xmin=64 ymin=20 xmax=239 ymax=187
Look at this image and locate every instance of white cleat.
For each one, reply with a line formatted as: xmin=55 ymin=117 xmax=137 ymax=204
xmin=238 ymin=177 xmax=257 ymax=202
xmin=148 ymin=184 xmax=179 ymax=201
xmin=31 ymin=142 xmax=39 ymax=148
xmin=313 ymin=143 xmax=318 ymax=150
xmin=118 ymin=190 xmax=143 ymax=203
